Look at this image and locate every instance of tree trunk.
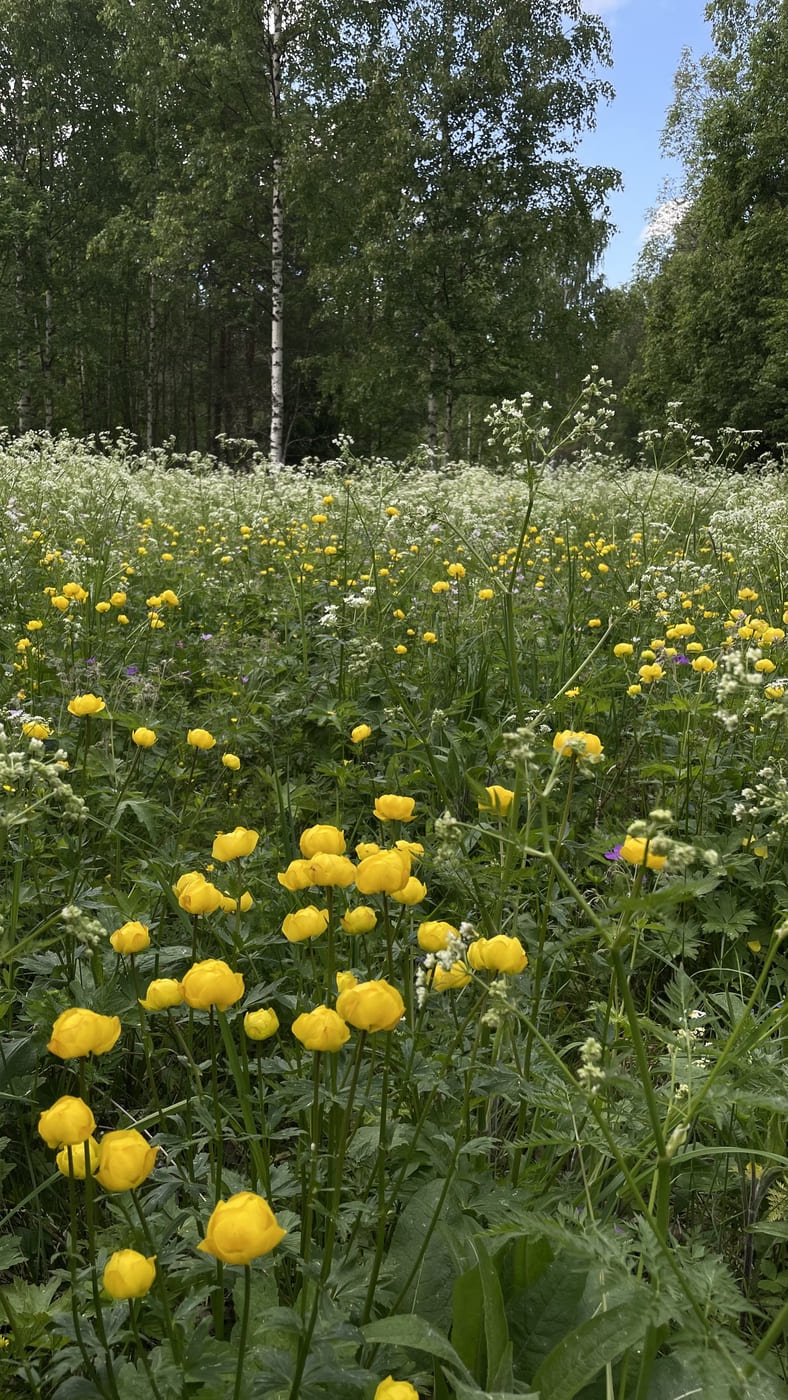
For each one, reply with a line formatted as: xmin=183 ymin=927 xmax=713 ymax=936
xmin=268 ymin=0 xmax=284 ymax=464
xmin=146 ymin=273 xmax=156 ymax=449
xmin=15 ymin=258 xmax=30 ymax=433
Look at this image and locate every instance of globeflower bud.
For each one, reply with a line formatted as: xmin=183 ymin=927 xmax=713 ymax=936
xmin=244 ymin=1008 xmax=279 ymax=1041
xmin=103 ymin=1250 xmax=156 ymax=1299
xmin=351 ymin=724 xmax=372 ymax=743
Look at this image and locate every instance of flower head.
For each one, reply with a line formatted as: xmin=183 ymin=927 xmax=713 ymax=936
xmin=374 ymin=1378 xmax=419 ymax=1400
xmin=552 ymin=730 xmax=603 ymax=760
xmin=211 ymin=826 xmax=259 ymax=862
xmin=187 ymin=728 xmax=216 ymax=749
xmin=292 ymin=1005 xmax=350 ymax=1052
xmin=131 ymin=727 xmax=156 ymax=748
xmin=355 ymin=848 xmax=411 ymax=895
xmin=138 ymin=978 xmax=184 ymax=1011
xmin=351 ymin=724 xmax=372 ymax=743
xmin=619 ymin=835 xmax=666 ymax=871
xmin=38 ymin=1095 xmax=96 ymax=1149
xmin=56 ymin=1137 xmax=100 ymax=1178
xmin=374 ymin=794 xmax=415 ymax=822
xmin=181 ymin=959 xmax=245 ymax=1012
xmin=47 ymin=1008 xmax=121 ymax=1059
xmin=110 ymin=921 xmax=150 ymax=955
xmin=95 ymin=1129 xmax=158 ymax=1192
xmin=299 ymin=824 xmax=346 ymax=859
xmin=478 ymin=785 xmax=514 ymax=816
xmin=467 ymin=935 xmax=528 ymax=974
xmin=335 ymin=979 xmax=405 ymax=1032
xmin=67 ymin=694 xmax=105 ymax=717
xmin=282 ymin=905 xmax=329 ymax=943
xmin=417 ymin=921 xmax=458 ymax=952
xmin=198 ymin=1192 xmax=286 ymax=1264
xmin=103 ymin=1250 xmax=156 ymax=1300
xmin=244 ymin=1008 xmax=279 ymax=1041
xmin=341 ymin=905 xmax=377 ymax=935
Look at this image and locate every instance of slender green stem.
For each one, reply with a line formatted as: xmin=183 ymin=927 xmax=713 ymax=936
xmin=233 ymin=1265 xmax=253 ymax=1400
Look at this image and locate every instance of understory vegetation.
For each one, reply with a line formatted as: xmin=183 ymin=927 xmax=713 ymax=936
xmin=2 ymin=388 xmax=788 ymax=1398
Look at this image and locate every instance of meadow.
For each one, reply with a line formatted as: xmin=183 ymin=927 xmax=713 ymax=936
xmin=2 ymin=383 xmax=788 ymax=1400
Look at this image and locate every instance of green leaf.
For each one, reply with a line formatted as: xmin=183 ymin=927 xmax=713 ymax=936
xmin=530 ymin=1293 xmax=654 ymax=1400
xmin=362 ymin=1314 xmax=477 ymax=1390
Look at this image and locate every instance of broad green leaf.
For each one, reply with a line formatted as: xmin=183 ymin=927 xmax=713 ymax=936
xmin=531 ymin=1293 xmax=654 ymax=1400
xmin=362 ymin=1314 xmax=477 ymax=1390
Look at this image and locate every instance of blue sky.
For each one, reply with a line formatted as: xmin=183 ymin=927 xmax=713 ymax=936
xmin=577 ymin=0 xmax=713 ymax=286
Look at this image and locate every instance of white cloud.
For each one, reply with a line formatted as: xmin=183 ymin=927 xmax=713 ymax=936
xmin=640 ymin=198 xmax=689 ymax=244
xmin=583 ymin=0 xmax=630 ymax=14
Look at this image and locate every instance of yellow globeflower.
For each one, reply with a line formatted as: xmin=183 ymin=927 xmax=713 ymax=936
xmin=22 ymin=720 xmax=50 ymax=740
xmin=374 ymin=1377 xmax=420 ymax=1400
xmin=67 ymin=693 xmax=105 ymax=717
xmin=299 ymin=824 xmax=346 ymax=859
xmin=95 ymin=1130 xmax=158 ymax=1192
xmin=417 ymin=921 xmax=457 ymax=952
xmin=374 ymin=794 xmax=415 ymax=822
xmin=390 ymin=877 xmax=427 ymax=905
xmin=552 ymin=730 xmax=603 ymax=760
xmin=198 ymin=1193 xmax=286 ymax=1264
xmin=244 ymin=1008 xmax=279 ymax=1041
xmin=187 ymin=728 xmax=216 ymax=749
xmin=336 ymin=978 xmax=405 ymax=1032
xmin=355 ymin=848 xmax=411 ymax=895
xmin=38 ymin=1095 xmax=96 ymax=1149
xmin=277 ymin=858 xmax=315 ymax=891
xmin=131 ymin=727 xmax=157 ymax=747
xmin=341 ymin=906 xmax=377 ymax=935
xmin=431 ymin=963 xmax=471 ymax=991
xmin=103 ymin=1250 xmax=156 ymax=1300
xmin=47 ymin=1008 xmax=121 ymax=1059
xmin=292 ymin=1005 xmax=350 ymax=1052
xmin=139 ymin=978 xmax=184 ymax=1011
xmin=467 ymin=935 xmax=528 ymax=974
xmin=619 ymin=835 xmax=666 ymax=871
xmin=110 ymin=921 xmax=150 ymax=954
xmin=56 ymin=1137 xmax=100 ymax=1179
xmin=351 ymin=724 xmax=372 ymax=743
xmin=181 ymin=959 xmax=245 ymax=1011
xmin=282 ymin=905 xmax=329 ymax=943
xmin=211 ymin=826 xmax=259 ymax=861
xmin=307 ymin=853 xmax=356 ymax=887
xmin=478 ymin=785 xmax=514 ymax=815
xmin=222 ymin=753 xmax=241 ymax=770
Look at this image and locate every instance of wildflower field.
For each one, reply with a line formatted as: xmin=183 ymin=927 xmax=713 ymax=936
xmin=3 ymin=388 xmax=788 ymax=1399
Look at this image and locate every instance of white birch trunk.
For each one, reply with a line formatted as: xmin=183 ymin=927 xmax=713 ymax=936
xmin=268 ymin=0 xmax=285 ymax=464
